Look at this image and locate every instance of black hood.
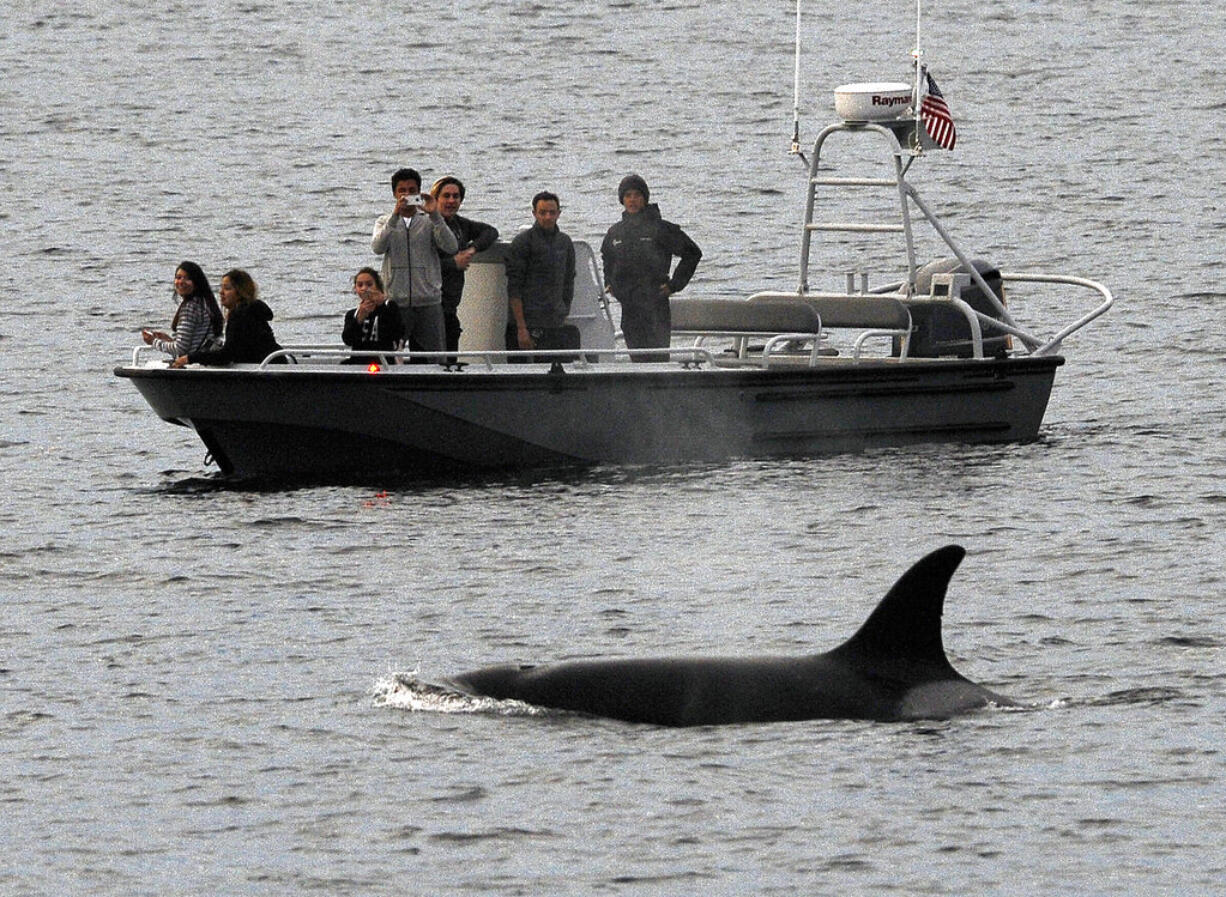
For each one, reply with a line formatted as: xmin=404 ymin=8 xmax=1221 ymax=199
xmin=236 ymin=299 xmax=275 ymax=322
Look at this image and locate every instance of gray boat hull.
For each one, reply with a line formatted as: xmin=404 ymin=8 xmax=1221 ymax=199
xmin=115 ymin=355 xmax=1062 ymax=479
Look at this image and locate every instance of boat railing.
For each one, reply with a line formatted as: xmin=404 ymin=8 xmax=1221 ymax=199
xmin=743 ymin=291 xmax=913 ymax=360
xmin=996 ymin=272 xmax=1115 ymax=356
xmin=670 ymin=296 xmax=831 ymax=365
xmin=130 ymin=345 xmax=163 ymax=366
xmin=899 ymin=186 xmax=1114 ymax=354
xmin=800 ymin=121 xmax=1113 ymax=359
xmin=670 ymin=295 xmax=888 ymax=365
xmin=125 ymin=342 xmax=765 ymax=371
xmin=254 ymin=345 xmax=723 ymax=370
xmin=675 ymin=332 xmax=841 ymax=367
xmin=865 ymin=269 xmax=1114 ymax=359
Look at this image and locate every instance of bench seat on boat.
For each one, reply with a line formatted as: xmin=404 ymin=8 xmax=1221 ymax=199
xmin=748 ymin=293 xmax=912 ymax=332
xmin=669 ymin=295 xmax=912 ymax=363
xmin=748 ymin=292 xmax=913 ymax=359
xmin=670 ymin=298 xmax=822 ymax=335
xmin=668 ymin=298 xmax=823 ymax=366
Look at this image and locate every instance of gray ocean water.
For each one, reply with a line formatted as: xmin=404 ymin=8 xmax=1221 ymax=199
xmin=2 ymin=0 xmax=1224 ymax=893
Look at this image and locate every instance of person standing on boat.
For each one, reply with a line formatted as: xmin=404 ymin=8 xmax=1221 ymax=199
xmin=341 ymin=267 xmax=405 ymax=365
xmin=430 ymin=175 xmax=500 ymax=354
xmin=504 ymin=191 xmax=576 ymax=357
xmin=600 ymin=174 xmax=702 ymax=361
xmin=371 ymin=167 xmax=459 ymax=356
xmin=142 ymin=260 xmax=224 ymax=359
xmin=170 ymin=269 xmax=281 ymax=367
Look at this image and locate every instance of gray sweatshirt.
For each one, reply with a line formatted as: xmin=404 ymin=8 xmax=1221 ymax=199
xmin=371 ymin=210 xmax=459 ymax=306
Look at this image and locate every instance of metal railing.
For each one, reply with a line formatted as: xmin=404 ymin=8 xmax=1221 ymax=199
xmin=795 ymin=120 xmax=1114 ymax=360
xmin=999 ymin=273 xmax=1115 ymax=357
xmin=254 ymin=345 xmax=720 ymax=371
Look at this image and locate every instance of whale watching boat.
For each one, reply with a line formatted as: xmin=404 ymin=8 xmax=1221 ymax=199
xmin=115 ymin=69 xmax=1112 ymax=480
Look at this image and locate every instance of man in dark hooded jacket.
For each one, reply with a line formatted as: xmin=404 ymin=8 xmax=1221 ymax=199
xmin=600 ymin=174 xmax=702 ymax=361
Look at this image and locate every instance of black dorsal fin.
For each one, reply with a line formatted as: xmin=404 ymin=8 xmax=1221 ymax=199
xmin=832 ymin=545 xmax=966 ymax=672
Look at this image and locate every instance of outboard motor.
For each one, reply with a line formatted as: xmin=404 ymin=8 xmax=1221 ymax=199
xmin=905 ymin=258 xmax=1010 ymax=358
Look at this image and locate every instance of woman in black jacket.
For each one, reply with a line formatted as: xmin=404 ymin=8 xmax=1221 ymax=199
xmin=171 ymin=269 xmax=282 ymax=367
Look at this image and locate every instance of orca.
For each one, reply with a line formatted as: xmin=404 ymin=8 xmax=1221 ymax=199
xmin=445 ymin=545 xmax=1016 ymax=726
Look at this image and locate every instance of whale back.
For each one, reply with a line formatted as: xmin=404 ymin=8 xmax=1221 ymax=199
xmin=444 ymin=544 xmax=1011 ymax=725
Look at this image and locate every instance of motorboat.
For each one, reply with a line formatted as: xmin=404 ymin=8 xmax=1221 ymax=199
xmin=116 ymin=87 xmax=1112 ymax=481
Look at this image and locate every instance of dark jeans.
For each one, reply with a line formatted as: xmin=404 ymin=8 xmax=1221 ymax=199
xmin=504 ymin=324 xmax=581 ymax=363
xmin=443 ymin=305 xmax=462 ymax=354
xmin=619 ymin=292 xmax=671 ymax=363
xmin=397 ymin=303 xmax=445 ymax=356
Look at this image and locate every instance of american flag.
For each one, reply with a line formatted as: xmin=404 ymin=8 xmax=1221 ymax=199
xmin=921 ymin=71 xmax=957 ymax=150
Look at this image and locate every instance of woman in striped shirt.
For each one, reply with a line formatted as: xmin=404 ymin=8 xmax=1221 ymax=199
xmin=141 ymin=261 xmax=224 ymax=358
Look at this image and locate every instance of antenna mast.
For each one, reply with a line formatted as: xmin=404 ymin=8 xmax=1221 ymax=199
xmin=911 ymin=0 xmax=924 ymax=125
xmin=790 ymin=0 xmax=808 ymax=165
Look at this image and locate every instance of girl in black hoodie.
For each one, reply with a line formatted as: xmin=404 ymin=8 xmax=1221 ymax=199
xmin=172 ymin=269 xmax=282 ymax=367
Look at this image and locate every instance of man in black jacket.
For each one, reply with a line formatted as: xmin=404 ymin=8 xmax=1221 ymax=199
xmin=601 ymin=174 xmax=702 ymax=361
xmin=505 ymin=191 xmax=576 ymax=358
xmin=431 ymin=176 xmax=500 ymax=353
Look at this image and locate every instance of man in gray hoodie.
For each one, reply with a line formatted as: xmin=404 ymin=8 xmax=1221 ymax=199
xmin=371 ymin=167 xmax=459 ymax=354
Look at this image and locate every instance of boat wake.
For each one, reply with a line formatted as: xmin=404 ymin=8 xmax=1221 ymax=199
xmin=155 ymin=464 xmax=614 ymax=494
xmin=1085 ymin=686 xmax=1188 ymax=707
xmin=1035 ymin=687 xmax=1187 ymax=713
xmin=372 ymin=672 xmax=550 ymax=718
